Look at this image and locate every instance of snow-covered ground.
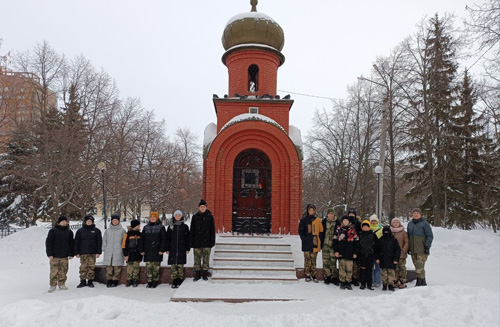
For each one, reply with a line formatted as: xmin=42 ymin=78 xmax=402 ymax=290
xmin=0 ymin=222 xmax=498 ymax=327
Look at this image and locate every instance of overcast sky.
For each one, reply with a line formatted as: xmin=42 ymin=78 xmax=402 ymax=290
xmin=0 ymin=0 xmax=483 ymax=143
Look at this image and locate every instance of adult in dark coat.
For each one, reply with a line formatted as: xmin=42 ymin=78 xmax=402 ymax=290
xmin=140 ymin=211 xmax=167 ymax=288
xmin=189 ymin=199 xmax=216 ymax=281
xmin=74 ymin=215 xmax=102 ymax=288
xmin=45 ymin=216 xmax=74 ymax=292
xmin=375 ymin=226 xmax=401 ymax=291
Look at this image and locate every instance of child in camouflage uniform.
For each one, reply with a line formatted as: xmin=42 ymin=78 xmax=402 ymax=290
xmin=320 ymin=208 xmax=339 ymax=285
xmin=166 ymin=210 xmax=190 ymax=289
xmin=45 ymin=216 xmax=74 ymax=293
xmin=375 ymin=226 xmax=401 ymax=291
xmin=333 ymin=215 xmax=360 ymax=290
xmin=74 ymin=215 xmax=102 ymax=288
xmin=122 ymin=219 xmax=142 ymax=287
xmin=299 ymin=204 xmax=324 ymax=282
xmin=140 ymin=211 xmax=167 ymax=288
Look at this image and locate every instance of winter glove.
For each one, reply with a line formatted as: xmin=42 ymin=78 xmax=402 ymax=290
xmin=424 ymin=247 xmax=430 ymax=255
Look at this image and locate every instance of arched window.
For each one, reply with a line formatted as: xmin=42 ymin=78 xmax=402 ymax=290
xmin=248 ymin=64 xmax=259 ymax=92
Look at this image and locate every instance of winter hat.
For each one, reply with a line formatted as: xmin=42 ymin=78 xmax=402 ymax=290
xmin=361 ymin=220 xmax=371 ymax=228
xmin=369 ymin=214 xmax=379 ymax=224
xmin=327 ymin=207 xmax=335 ymax=214
xmin=111 ymin=213 xmax=120 ymax=221
xmin=57 ymin=216 xmax=68 ymax=224
xmin=84 ymin=215 xmax=94 ymax=222
xmin=341 ymin=215 xmax=350 ymax=224
xmin=199 ymin=199 xmax=207 ymax=207
xmin=382 ymin=225 xmax=391 ymax=235
xmin=348 ymin=208 xmax=357 ymax=216
xmin=130 ymin=219 xmax=140 ymax=229
xmin=174 ymin=210 xmax=183 ymax=217
xmin=149 ymin=211 xmax=159 ymax=220
xmin=306 ymin=203 xmax=316 ymax=211
xmin=412 ymin=208 xmax=422 ymax=215
xmin=391 ymin=217 xmax=402 ymax=226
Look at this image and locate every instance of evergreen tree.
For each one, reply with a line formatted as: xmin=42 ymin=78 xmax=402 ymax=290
xmin=445 ymin=69 xmax=492 ymax=229
xmin=405 ymin=14 xmax=459 ymax=226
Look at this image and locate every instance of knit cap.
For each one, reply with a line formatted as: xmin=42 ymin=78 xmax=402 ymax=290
xmin=57 ymin=216 xmax=68 ymax=224
xmin=174 ymin=210 xmax=183 ymax=217
xmin=361 ymin=220 xmax=371 ymax=228
xmin=149 ymin=211 xmax=159 ymax=220
xmin=369 ymin=214 xmax=379 ymax=223
xmin=130 ymin=219 xmax=140 ymax=229
xmin=199 ymin=199 xmax=207 ymax=207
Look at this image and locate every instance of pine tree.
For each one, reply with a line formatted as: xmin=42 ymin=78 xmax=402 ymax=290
xmin=445 ymin=69 xmax=492 ymax=229
xmin=405 ymin=14 xmax=459 ymax=226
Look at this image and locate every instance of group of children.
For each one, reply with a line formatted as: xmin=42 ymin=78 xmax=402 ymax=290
xmin=45 ymin=199 xmax=215 ymax=292
xmin=300 ymin=204 xmax=433 ymax=291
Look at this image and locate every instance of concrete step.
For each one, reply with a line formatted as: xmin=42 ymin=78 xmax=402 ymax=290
xmin=213 ymin=257 xmax=294 ymax=267
xmin=215 ymin=242 xmax=291 ymax=251
xmin=212 ymin=266 xmax=297 ymax=276
xmin=211 ymin=274 xmax=298 ymax=283
xmin=214 ymin=249 xmax=293 ymax=259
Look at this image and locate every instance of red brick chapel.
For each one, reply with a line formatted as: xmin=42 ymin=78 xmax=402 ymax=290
xmin=203 ymin=0 xmax=303 ymax=235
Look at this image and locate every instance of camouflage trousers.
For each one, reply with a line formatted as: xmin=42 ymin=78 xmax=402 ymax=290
xmin=338 ymin=259 xmax=354 ymax=283
xmin=193 ymin=247 xmax=211 ymax=271
xmin=352 ymin=260 xmax=360 ymax=280
xmin=381 ymin=268 xmax=396 ymax=286
xmin=106 ymin=266 xmax=122 ymax=281
xmin=127 ymin=261 xmax=140 ymax=280
xmin=395 ymin=258 xmax=407 ymax=282
xmin=411 ymin=254 xmax=428 ymax=278
xmin=322 ymin=246 xmax=338 ymax=278
xmin=146 ymin=261 xmax=161 ymax=282
xmin=79 ymin=254 xmax=96 ymax=280
xmin=171 ymin=264 xmax=185 ymax=279
xmin=303 ymin=252 xmax=318 ymax=277
xmin=50 ymin=257 xmax=69 ymax=286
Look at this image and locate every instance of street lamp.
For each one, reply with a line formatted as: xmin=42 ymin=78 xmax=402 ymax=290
xmin=358 ymin=67 xmax=388 ymax=223
xmin=97 ymin=162 xmax=107 ymax=229
xmin=375 ymin=165 xmax=383 ymax=222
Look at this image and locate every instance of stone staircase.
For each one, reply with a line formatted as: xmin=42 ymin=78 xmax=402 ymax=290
xmin=211 ymin=235 xmax=298 ymax=283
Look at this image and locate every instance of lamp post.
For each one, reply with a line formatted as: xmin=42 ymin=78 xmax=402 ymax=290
xmin=375 ymin=165 xmax=383 ymax=221
xmin=98 ymin=162 xmax=107 ymax=229
xmin=358 ymin=67 xmax=388 ymax=223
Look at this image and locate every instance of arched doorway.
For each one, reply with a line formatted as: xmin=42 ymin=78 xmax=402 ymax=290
xmin=232 ymin=149 xmax=271 ymax=234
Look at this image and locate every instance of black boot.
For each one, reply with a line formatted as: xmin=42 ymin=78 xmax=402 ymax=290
xmin=87 ymin=280 xmax=94 ymax=288
xmin=151 ymin=281 xmax=158 ymax=288
xmin=415 ymin=278 xmax=423 ymax=287
xmin=113 ymin=280 xmax=119 ymax=287
xmin=351 ymin=278 xmax=359 ymax=286
xmin=202 ymin=270 xmax=208 ymax=281
xmin=332 ymin=277 xmax=340 ymax=286
xmin=178 ymin=278 xmax=184 ymax=286
xmin=360 ymin=282 xmax=366 ymax=290
xmin=194 ymin=271 xmax=201 ymax=282
xmin=388 ymin=284 xmax=395 ymax=291
xmin=77 ymin=279 xmax=87 ymax=288
xmin=106 ymin=280 xmax=112 ymax=288
xmin=421 ymin=278 xmax=427 ymax=286
xmin=382 ymin=284 xmax=387 ymax=291
xmin=132 ymin=279 xmax=139 ymax=287
xmin=367 ymin=282 xmax=374 ymax=290
xmin=146 ymin=282 xmax=152 ymax=288
xmin=171 ymin=279 xmax=177 ymax=289
xmin=126 ymin=280 xmax=133 ymax=287
xmin=324 ymin=277 xmax=331 ymax=285
xmin=340 ymin=282 xmax=346 ymax=290
xmin=345 ymin=282 xmax=353 ymax=290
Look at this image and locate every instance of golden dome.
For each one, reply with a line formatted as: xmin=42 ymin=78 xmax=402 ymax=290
xmin=222 ymin=0 xmax=285 ymax=52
